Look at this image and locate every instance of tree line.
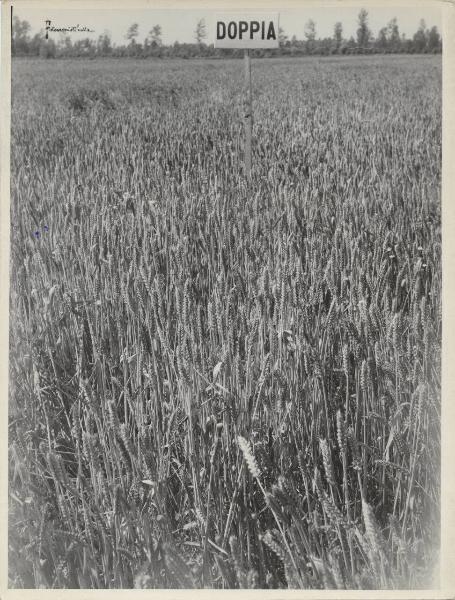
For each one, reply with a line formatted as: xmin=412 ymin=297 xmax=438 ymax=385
xmin=12 ymin=10 xmax=442 ymax=59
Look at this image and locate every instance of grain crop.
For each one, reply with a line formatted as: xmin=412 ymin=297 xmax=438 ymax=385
xmin=9 ymin=55 xmax=441 ymax=589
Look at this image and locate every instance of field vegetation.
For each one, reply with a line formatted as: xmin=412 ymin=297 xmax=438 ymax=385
xmin=9 ymin=55 xmax=441 ymax=589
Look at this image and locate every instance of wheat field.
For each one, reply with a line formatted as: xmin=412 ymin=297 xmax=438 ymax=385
xmin=9 ymin=55 xmax=441 ymax=589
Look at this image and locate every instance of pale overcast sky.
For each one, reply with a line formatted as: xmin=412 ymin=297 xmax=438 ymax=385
xmin=11 ymin=5 xmax=442 ymax=45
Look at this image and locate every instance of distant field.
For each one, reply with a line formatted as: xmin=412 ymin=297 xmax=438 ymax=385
xmin=9 ymin=55 xmax=441 ymax=589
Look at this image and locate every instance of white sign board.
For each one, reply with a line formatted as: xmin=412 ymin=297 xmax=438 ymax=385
xmin=214 ymin=13 xmax=280 ymax=49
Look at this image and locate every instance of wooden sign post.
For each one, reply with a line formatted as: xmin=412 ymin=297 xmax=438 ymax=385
xmin=244 ymin=49 xmax=252 ymax=178
xmin=214 ymin=13 xmax=280 ymax=179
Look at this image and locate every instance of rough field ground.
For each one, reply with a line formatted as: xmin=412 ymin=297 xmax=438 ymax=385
xmin=9 ymin=55 xmax=441 ymax=589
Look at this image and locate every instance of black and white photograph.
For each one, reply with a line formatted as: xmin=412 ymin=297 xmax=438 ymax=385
xmin=3 ymin=0 xmax=452 ymax=593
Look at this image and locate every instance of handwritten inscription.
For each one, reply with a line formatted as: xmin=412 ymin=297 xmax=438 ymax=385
xmin=45 ymin=20 xmax=94 ymax=39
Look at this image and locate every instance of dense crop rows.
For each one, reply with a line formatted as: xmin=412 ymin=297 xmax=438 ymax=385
xmin=9 ymin=55 xmax=441 ymax=589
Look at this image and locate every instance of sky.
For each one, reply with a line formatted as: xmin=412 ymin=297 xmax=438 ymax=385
xmin=10 ymin=4 xmax=442 ymax=45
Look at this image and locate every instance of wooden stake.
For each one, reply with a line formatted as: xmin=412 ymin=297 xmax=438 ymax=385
xmin=244 ymin=49 xmax=252 ymax=179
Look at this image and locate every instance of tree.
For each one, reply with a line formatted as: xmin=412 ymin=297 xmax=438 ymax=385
xmin=356 ymin=9 xmax=371 ymax=49
xmin=413 ymin=19 xmax=428 ymax=53
xmin=195 ymin=19 xmax=207 ymax=44
xmin=29 ymin=32 xmax=42 ymax=56
xmin=125 ymin=23 xmax=140 ymax=57
xmin=149 ymin=24 xmax=162 ymax=46
xmin=346 ymin=36 xmax=357 ymax=54
xmin=401 ymin=33 xmax=413 ymax=54
xmin=386 ymin=17 xmax=401 ymax=52
xmin=278 ymin=26 xmax=288 ymax=47
xmin=12 ymin=17 xmax=31 ymax=55
xmin=427 ymin=25 xmax=441 ymax=53
xmin=58 ymin=34 xmax=73 ymax=57
xmin=376 ymin=27 xmax=388 ymax=52
xmin=126 ymin=23 xmax=139 ymax=43
xmin=72 ymin=38 xmax=95 ymax=57
xmin=333 ymin=21 xmax=343 ymax=53
xmin=97 ymin=30 xmax=112 ymax=55
xmin=319 ymin=37 xmax=332 ymax=55
xmin=39 ymin=37 xmax=56 ymax=59
xmin=304 ymin=19 xmax=317 ymax=54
